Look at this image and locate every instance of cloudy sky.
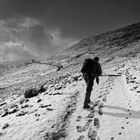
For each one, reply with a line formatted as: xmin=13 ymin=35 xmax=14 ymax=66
xmin=0 ymin=0 xmax=140 ymax=61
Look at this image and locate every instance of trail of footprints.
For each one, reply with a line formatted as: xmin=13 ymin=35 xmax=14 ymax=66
xmin=110 ymin=105 xmax=132 ymax=140
xmin=104 ymin=77 xmax=133 ymax=140
xmin=100 ymin=76 xmax=133 ymax=140
xmin=76 ymin=77 xmax=115 ymax=140
xmin=111 ymin=86 xmax=135 ymax=140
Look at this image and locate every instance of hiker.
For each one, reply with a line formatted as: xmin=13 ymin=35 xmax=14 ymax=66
xmin=81 ymin=57 xmax=102 ymax=108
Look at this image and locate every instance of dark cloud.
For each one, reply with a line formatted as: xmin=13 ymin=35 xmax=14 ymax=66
xmin=0 ymin=0 xmax=61 ymax=19
xmin=43 ymin=0 xmax=140 ymax=38
xmin=0 ymin=0 xmax=140 ymax=61
xmin=0 ymin=0 xmax=140 ymax=39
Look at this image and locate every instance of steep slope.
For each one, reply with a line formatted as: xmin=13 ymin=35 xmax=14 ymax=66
xmin=66 ymin=22 xmax=140 ymax=56
xmin=48 ymin=22 xmax=140 ymax=71
xmin=0 ymin=22 xmax=140 ymax=140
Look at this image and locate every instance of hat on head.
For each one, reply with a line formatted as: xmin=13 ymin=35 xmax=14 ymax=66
xmin=94 ymin=57 xmax=99 ymax=61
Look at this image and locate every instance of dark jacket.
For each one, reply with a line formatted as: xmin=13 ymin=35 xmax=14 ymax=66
xmin=81 ymin=59 xmax=102 ymax=77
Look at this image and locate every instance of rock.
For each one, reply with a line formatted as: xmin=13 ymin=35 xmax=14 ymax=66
xmin=19 ymin=99 xmax=25 ymax=104
xmin=16 ymin=111 xmax=27 ymax=117
xmin=2 ymin=123 xmax=9 ymax=129
xmin=54 ymin=84 xmax=63 ymax=90
xmin=0 ymin=102 xmax=6 ymax=107
xmin=10 ymin=104 xmax=18 ymax=109
xmin=40 ymin=104 xmax=51 ymax=108
xmin=1 ymin=109 xmax=9 ymax=117
xmin=21 ymin=104 xmax=29 ymax=108
xmin=9 ymin=108 xmax=19 ymax=114
xmin=37 ymin=99 xmax=42 ymax=103
xmin=53 ymin=91 xmax=63 ymax=95
xmin=46 ymin=108 xmax=53 ymax=111
xmin=25 ymin=99 xmax=29 ymax=102
xmin=72 ymin=73 xmax=82 ymax=81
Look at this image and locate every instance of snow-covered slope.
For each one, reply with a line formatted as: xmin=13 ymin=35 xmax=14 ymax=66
xmin=0 ymin=22 xmax=140 ymax=140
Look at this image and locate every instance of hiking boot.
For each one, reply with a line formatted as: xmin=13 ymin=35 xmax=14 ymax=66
xmin=83 ymin=104 xmax=90 ymax=109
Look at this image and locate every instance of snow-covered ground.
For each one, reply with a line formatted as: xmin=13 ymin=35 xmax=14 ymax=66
xmin=0 ymin=55 xmax=140 ymax=140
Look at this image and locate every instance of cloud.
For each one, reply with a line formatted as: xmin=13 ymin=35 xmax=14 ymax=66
xmin=0 ymin=17 xmax=78 ymax=61
xmin=4 ymin=41 xmax=36 ymax=61
xmin=50 ymin=29 xmax=77 ymax=50
xmin=0 ymin=41 xmax=36 ymax=62
xmin=0 ymin=0 xmax=61 ymax=20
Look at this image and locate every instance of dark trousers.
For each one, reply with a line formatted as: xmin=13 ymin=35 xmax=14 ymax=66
xmin=83 ymin=74 xmax=95 ymax=106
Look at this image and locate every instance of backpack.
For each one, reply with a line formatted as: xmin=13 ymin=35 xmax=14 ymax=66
xmin=81 ymin=58 xmax=96 ymax=74
xmin=81 ymin=58 xmax=102 ymax=76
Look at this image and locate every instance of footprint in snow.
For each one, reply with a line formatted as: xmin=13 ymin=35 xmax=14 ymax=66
xmin=77 ymin=135 xmax=85 ymax=140
xmin=94 ymin=118 xmax=100 ymax=128
xmin=129 ymin=112 xmax=132 ymax=115
xmin=88 ymin=127 xmax=97 ymax=139
xmin=121 ymin=126 xmax=125 ymax=129
xmin=77 ymin=116 xmax=82 ymax=122
xmin=76 ymin=126 xmax=83 ymax=133
xmin=98 ymin=95 xmax=103 ymax=98
xmin=102 ymin=96 xmax=107 ymax=102
xmin=105 ymin=89 xmax=109 ymax=92
xmin=98 ymin=103 xmax=104 ymax=108
xmin=87 ymin=112 xmax=95 ymax=118
xmin=2 ymin=123 xmax=9 ymax=129
xmin=118 ymin=132 xmax=122 ymax=135
xmin=94 ymin=100 xmax=100 ymax=106
xmin=83 ymin=120 xmax=92 ymax=131
xmin=98 ymin=108 xmax=103 ymax=115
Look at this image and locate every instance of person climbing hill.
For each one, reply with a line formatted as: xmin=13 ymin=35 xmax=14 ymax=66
xmin=81 ymin=57 xmax=102 ymax=109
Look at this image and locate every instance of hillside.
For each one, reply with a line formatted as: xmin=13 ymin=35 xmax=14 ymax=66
xmin=0 ymin=22 xmax=140 ymax=140
xmin=50 ymin=22 xmax=140 ymax=69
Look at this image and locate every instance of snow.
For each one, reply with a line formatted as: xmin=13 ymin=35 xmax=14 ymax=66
xmin=1 ymin=56 xmax=140 ymax=140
